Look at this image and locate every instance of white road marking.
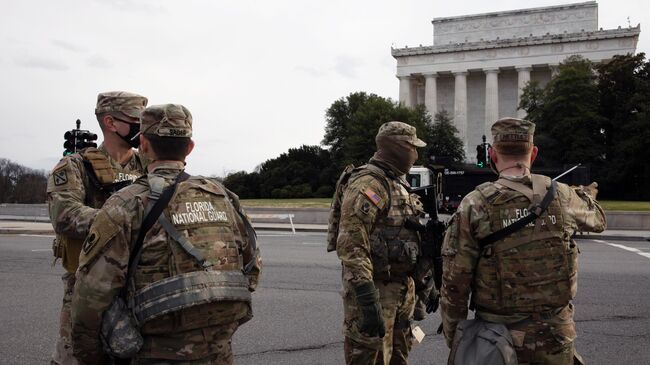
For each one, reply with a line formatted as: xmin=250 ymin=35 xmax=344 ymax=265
xmin=594 ymin=239 xmax=650 ymax=260
xmin=302 ymin=242 xmax=323 ymax=245
xmin=20 ymin=234 xmax=55 ymax=238
xmin=31 ymin=249 xmax=51 ymax=252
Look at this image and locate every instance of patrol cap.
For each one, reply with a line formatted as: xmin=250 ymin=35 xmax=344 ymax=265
xmin=95 ymin=91 xmax=148 ymax=119
xmin=376 ymin=121 xmax=426 ymax=147
xmin=139 ymin=104 xmax=193 ymax=138
xmin=491 ymin=117 xmax=535 ymax=143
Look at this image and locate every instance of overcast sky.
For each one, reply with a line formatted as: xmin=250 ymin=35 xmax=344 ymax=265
xmin=1 ymin=0 xmax=647 ymax=176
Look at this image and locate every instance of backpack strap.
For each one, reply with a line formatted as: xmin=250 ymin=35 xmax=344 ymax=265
xmin=121 ymin=172 xmax=190 ymax=298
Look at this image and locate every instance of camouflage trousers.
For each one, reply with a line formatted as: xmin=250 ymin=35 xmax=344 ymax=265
xmin=51 ymin=272 xmax=80 ymax=365
xmin=343 ymin=277 xmax=415 ymax=365
xmin=484 ymin=304 xmax=584 ymax=365
xmin=134 ymin=321 xmax=239 ymax=365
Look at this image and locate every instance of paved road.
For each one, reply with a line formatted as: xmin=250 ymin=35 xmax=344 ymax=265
xmin=0 ymin=232 xmax=649 ymax=364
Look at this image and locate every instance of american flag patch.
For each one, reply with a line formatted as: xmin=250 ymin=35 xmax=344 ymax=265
xmin=364 ymin=188 xmax=383 ymax=207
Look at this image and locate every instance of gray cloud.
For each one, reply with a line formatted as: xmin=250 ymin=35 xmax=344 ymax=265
xmin=85 ymin=54 xmax=111 ymax=68
xmin=15 ymin=56 xmax=68 ymax=71
xmin=51 ymin=39 xmax=85 ymax=53
xmin=294 ymin=65 xmax=326 ymax=78
xmin=333 ymin=56 xmax=361 ymax=78
xmin=93 ymin=0 xmax=166 ymax=13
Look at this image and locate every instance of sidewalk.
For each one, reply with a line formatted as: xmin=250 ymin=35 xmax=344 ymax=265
xmin=0 ymin=219 xmax=648 ymax=241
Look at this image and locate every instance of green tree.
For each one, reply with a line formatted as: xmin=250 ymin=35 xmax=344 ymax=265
xmin=519 ymin=56 xmax=605 ymax=167
xmin=424 ymin=110 xmax=465 ymax=163
xmin=597 ymin=53 xmax=650 ymax=199
xmin=322 ymin=92 xmax=430 ymax=172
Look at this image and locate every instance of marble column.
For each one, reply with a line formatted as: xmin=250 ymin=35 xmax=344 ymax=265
xmin=516 ymin=66 xmax=532 ymax=118
xmin=416 ymin=78 xmax=425 ymax=105
xmin=398 ymin=76 xmax=411 ymax=107
xmin=409 ymin=77 xmax=418 ymax=107
xmin=424 ymin=73 xmax=437 ymax=118
xmin=453 ymin=71 xmax=468 ymax=157
xmin=484 ymin=68 xmax=499 ymax=139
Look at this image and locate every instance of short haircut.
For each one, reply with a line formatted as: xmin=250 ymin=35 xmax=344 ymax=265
xmin=493 ymin=141 xmax=533 ymax=156
xmin=144 ymin=134 xmax=191 ymax=161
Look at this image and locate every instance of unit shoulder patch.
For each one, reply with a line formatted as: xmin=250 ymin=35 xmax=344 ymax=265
xmin=53 ymin=169 xmax=68 ymax=186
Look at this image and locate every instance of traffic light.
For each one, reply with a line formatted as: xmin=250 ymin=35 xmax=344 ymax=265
xmin=62 ymin=119 xmax=98 ymax=156
xmin=476 ymin=144 xmax=486 ymax=168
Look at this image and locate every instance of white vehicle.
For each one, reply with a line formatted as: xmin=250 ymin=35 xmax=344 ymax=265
xmin=407 ymin=165 xmax=433 ymax=188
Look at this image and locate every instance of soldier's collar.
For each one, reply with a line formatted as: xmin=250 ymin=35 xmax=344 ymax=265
xmin=148 ymin=160 xmax=186 ymax=173
xmin=500 ymin=174 xmax=532 ymax=184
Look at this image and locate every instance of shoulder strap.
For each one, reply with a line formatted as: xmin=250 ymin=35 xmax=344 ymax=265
xmin=494 ymin=178 xmax=534 ymax=202
xmin=478 ymin=180 xmax=557 ymax=249
xmin=121 ymin=172 xmax=190 ymax=298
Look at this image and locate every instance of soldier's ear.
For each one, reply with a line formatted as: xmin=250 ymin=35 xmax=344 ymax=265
xmin=530 ymin=146 xmax=538 ymax=164
xmin=186 ymin=139 xmax=195 ymax=157
xmin=488 ymin=146 xmax=498 ymax=164
xmin=102 ymin=115 xmax=118 ymax=132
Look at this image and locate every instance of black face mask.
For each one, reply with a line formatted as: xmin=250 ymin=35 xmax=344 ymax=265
xmin=117 ymin=122 xmax=140 ymax=148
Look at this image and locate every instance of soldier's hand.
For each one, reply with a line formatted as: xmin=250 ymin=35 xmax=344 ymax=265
xmin=354 ymin=282 xmax=386 ymax=338
xmin=359 ymin=301 xmax=386 ymax=338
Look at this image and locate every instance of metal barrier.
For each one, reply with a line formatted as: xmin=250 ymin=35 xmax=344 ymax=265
xmin=248 ymin=213 xmax=296 ymax=234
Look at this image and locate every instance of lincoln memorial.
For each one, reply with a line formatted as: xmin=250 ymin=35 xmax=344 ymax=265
xmin=392 ymin=1 xmax=640 ymax=160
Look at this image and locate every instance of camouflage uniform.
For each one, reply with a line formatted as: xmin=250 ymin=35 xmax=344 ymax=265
xmin=440 ymin=118 xmax=606 ymax=365
xmin=48 ymin=92 xmax=148 ymax=365
xmin=334 ymin=122 xmax=426 ymax=365
xmin=70 ymin=104 xmax=262 ymax=365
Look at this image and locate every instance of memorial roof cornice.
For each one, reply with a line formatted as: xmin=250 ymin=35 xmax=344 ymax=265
xmin=391 ymin=26 xmax=640 ymax=57
xmin=431 ymin=1 xmax=596 ymax=24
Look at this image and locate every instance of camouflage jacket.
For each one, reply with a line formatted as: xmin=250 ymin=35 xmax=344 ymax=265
xmin=46 ymin=144 xmax=147 ymax=239
xmin=336 ymin=160 xmax=422 ymax=287
xmin=440 ymin=174 xmax=606 ymax=346
xmin=70 ymin=161 xmax=261 ymax=364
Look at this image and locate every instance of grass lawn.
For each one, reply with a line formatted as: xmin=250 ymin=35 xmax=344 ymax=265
xmin=599 ymin=200 xmax=650 ymax=211
xmin=241 ymin=198 xmax=332 ymax=208
xmin=241 ymin=198 xmax=650 ymax=211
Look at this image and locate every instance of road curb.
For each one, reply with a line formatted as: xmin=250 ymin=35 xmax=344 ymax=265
xmin=577 ymin=234 xmax=650 ymax=242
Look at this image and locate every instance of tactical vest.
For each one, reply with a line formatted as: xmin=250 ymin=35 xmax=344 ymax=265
xmin=369 ymin=172 xmax=422 ymax=280
xmin=473 ymin=174 xmax=577 ymax=314
xmin=327 ymin=164 xmax=422 ymax=279
xmin=57 ymin=148 xmax=144 ymax=273
xmin=131 ymin=175 xmax=252 ymax=335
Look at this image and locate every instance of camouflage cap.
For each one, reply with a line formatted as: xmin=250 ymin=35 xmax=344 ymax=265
xmin=376 ymin=121 xmax=426 ymax=147
xmin=95 ymin=91 xmax=148 ymax=119
xmin=139 ymin=104 xmax=192 ymax=138
xmin=491 ymin=117 xmax=535 ymax=143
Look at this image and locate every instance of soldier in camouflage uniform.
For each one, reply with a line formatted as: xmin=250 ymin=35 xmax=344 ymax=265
xmin=70 ymin=104 xmax=262 ymax=365
xmin=441 ymin=118 xmax=606 ymax=364
xmin=332 ymin=121 xmax=426 ymax=365
xmin=47 ymin=91 xmax=149 ymax=365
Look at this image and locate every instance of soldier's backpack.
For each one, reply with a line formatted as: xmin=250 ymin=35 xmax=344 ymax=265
xmin=448 ymin=319 xmax=518 ymax=365
xmin=326 ymin=164 xmax=390 ymax=252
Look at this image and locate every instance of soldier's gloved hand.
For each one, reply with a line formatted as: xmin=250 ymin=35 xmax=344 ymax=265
xmin=354 ymin=282 xmax=386 ymax=338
